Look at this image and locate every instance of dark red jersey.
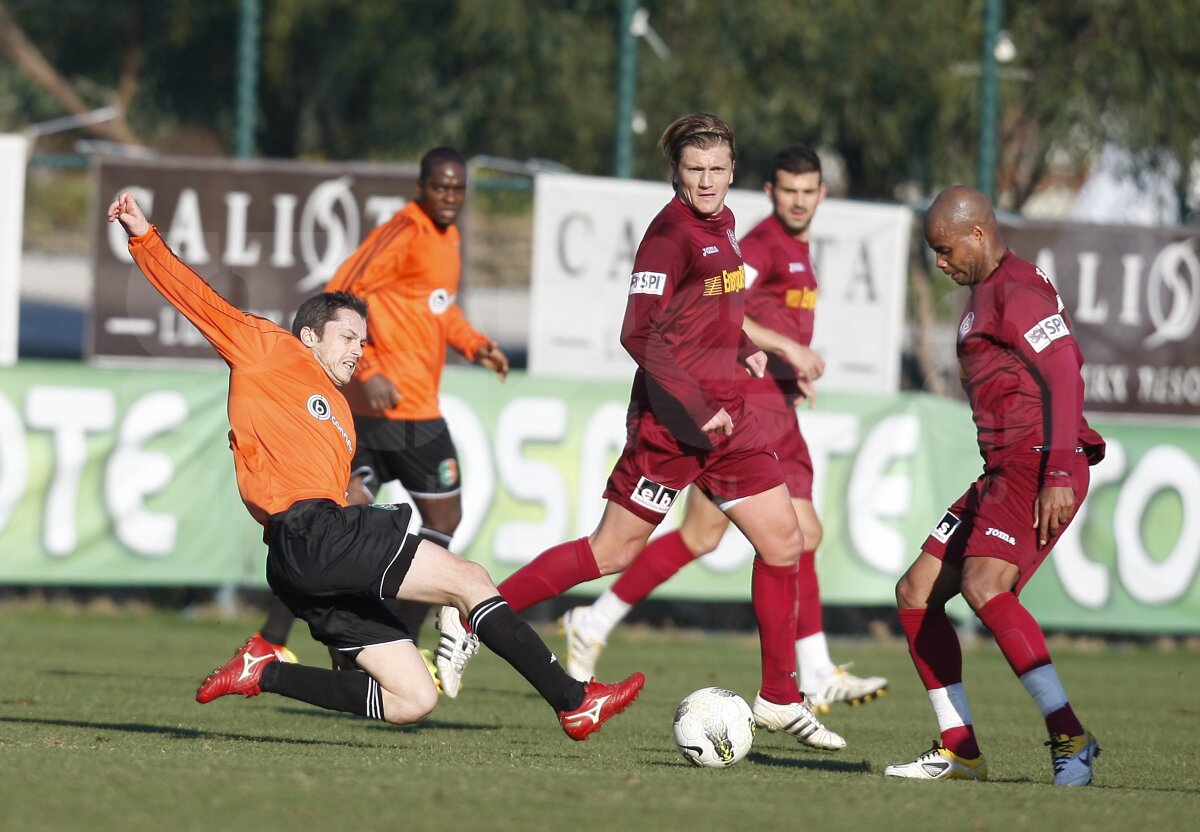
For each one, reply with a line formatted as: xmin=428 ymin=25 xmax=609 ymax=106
xmin=620 ymin=197 xmax=757 ymax=448
xmin=957 ymin=251 xmax=1104 ymax=481
xmin=740 ymin=214 xmax=818 ymax=403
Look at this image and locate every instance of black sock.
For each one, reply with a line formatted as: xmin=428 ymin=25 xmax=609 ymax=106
xmin=259 ymin=596 xmax=297 ymax=646
xmin=260 ymin=662 xmax=385 ymax=720
xmin=468 ymin=596 xmax=584 ymax=712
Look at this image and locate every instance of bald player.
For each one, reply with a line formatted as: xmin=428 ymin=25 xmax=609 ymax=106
xmin=884 ymin=186 xmax=1106 ymax=786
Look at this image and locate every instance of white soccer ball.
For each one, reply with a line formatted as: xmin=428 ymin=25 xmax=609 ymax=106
xmin=672 ymin=686 xmax=755 ymax=767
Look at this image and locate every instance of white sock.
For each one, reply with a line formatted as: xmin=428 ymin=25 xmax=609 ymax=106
xmin=1019 ymin=664 xmax=1069 ymax=717
xmin=928 ymin=683 xmax=973 ymax=732
xmin=582 ymin=590 xmax=631 ymax=643
xmin=796 ymin=632 xmax=836 ymax=691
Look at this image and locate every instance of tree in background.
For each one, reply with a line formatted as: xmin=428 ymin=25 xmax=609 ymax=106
xmin=1 ymin=0 xmax=1196 ymax=217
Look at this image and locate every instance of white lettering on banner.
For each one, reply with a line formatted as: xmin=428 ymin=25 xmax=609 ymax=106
xmin=796 ymin=411 xmax=861 ymax=520
xmin=493 ymin=398 xmax=569 ymax=564
xmin=439 ymin=395 xmax=494 ymax=549
xmin=1136 ymin=365 xmax=1200 ymax=405
xmin=224 ymin=192 xmax=261 ymax=266
xmin=166 ymin=188 xmax=211 ymax=264
xmin=1036 ymin=242 xmax=1200 ymax=346
xmin=1081 ymin=363 xmax=1130 ymax=403
xmin=104 ymin=392 xmax=187 ymax=557
xmin=271 ymin=194 xmax=298 ymax=267
xmin=528 ymin=173 xmax=910 ymax=392
xmin=297 ymin=176 xmax=360 ymax=292
xmin=1116 ymin=445 xmax=1200 ymax=605
xmin=1144 ymin=242 xmax=1200 ymax=348
xmin=1052 ymin=443 xmax=1126 ymax=608
xmin=364 ymin=196 xmax=406 ymax=229
xmin=25 ymin=387 xmax=117 ymax=556
xmin=0 ymin=393 xmax=30 ymax=534
xmin=575 ymin=403 xmax=628 ymax=536
xmin=849 ymin=413 xmax=919 ymax=574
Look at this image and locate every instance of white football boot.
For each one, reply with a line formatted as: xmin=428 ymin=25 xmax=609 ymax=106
xmin=752 ymin=693 xmax=847 ymax=750
xmin=434 ymin=606 xmax=479 ymax=699
xmin=806 ymin=664 xmax=889 ymax=713
xmin=558 ymin=607 xmax=606 ymax=682
xmin=885 ymin=743 xmax=989 ymax=781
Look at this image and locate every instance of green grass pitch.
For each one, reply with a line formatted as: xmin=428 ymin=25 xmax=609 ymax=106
xmin=1 ymin=607 xmax=1197 ymax=831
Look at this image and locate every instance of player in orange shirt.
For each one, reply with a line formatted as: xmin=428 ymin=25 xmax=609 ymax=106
xmin=234 ymin=148 xmax=509 ymax=678
xmin=108 ymin=191 xmax=643 ymax=740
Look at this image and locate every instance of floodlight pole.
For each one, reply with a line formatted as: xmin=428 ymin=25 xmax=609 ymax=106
xmin=234 ymin=0 xmax=260 ymax=159
xmin=613 ymin=0 xmax=638 ymax=179
xmin=977 ymin=0 xmax=1002 ymax=200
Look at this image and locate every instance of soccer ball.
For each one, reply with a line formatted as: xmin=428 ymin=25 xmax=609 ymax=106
xmin=672 ymin=687 xmax=755 ymax=767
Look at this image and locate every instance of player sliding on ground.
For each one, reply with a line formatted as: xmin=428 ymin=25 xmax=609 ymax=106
xmin=108 ymin=191 xmax=643 ymax=741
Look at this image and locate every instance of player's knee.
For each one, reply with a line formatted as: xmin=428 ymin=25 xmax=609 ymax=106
xmin=960 ymin=574 xmax=1001 ymax=612
xmin=382 ymin=685 xmax=438 ymax=725
xmin=681 ymin=522 xmax=724 ymax=555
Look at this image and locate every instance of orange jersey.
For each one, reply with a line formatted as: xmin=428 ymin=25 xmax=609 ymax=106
xmin=129 ymin=228 xmax=356 ymax=526
xmin=325 ymin=201 xmax=490 ymax=420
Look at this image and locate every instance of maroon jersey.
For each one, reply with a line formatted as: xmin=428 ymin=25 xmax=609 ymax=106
xmin=740 ymin=214 xmax=818 ymax=404
xmin=620 ymin=197 xmax=757 ymax=448
xmin=957 ymin=251 xmax=1104 ymax=481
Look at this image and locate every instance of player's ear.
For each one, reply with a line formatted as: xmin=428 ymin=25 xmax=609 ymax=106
xmin=299 ymin=326 xmax=318 ymax=348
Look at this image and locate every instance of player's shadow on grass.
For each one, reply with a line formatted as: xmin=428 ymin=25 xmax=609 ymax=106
xmin=273 ymin=705 xmax=497 ymax=733
xmin=46 ymin=668 xmax=198 ymax=683
xmin=0 ymin=715 xmax=404 ymax=749
xmin=743 ymin=750 xmax=872 ymax=773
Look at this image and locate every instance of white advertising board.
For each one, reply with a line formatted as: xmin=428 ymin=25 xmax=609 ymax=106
xmin=0 ymin=134 xmax=27 ymax=367
xmin=529 ymin=172 xmax=911 ymax=393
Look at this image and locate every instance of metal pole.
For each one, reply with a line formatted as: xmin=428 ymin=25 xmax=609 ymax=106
xmin=234 ymin=0 xmax=261 ymax=159
xmin=613 ymin=0 xmax=638 ymax=178
xmin=977 ymin=0 xmax=1002 ymax=200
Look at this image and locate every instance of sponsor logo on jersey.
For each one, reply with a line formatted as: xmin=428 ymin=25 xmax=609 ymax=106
xmin=307 ymin=394 xmax=332 ymax=420
xmin=985 ymin=527 xmax=1016 ymax=545
xmin=958 ymin=311 xmax=975 ymax=342
xmin=726 ymin=229 xmax=741 ymax=257
xmin=788 ymin=262 xmax=807 ymax=273
xmin=701 ymin=245 xmax=719 ymax=256
xmin=785 ymin=287 xmax=818 ymax=309
xmin=1024 ymin=314 xmax=1070 ymax=353
xmin=930 ymin=511 xmax=961 ymax=544
xmin=630 ymin=476 xmax=679 ymax=514
xmin=701 ymin=265 xmax=746 ymax=297
xmin=428 ymin=288 xmax=453 ymax=314
xmin=309 ymin=394 xmax=353 ymax=452
xmin=629 ymin=271 xmax=667 ymax=296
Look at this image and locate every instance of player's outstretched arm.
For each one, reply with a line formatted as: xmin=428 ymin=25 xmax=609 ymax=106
xmin=107 ymin=192 xmax=150 ymax=238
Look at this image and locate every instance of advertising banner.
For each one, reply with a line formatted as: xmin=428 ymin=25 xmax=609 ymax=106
xmin=90 ymin=155 xmax=419 ymax=361
xmin=1004 ymin=220 xmax=1200 ymax=419
xmin=529 ymin=173 xmax=912 ymax=394
xmin=0 ymin=133 xmax=26 ymax=367
xmin=2 ymin=361 xmax=1198 ymax=633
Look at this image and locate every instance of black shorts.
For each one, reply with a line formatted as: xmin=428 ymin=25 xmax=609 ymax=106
xmin=352 ymin=416 xmax=461 ymax=500
xmin=265 ymin=499 xmax=422 ymax=653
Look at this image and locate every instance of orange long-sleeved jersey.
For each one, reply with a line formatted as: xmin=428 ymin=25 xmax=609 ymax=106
xmin=325 ymin=201 xmax=490 ymax=421
xmin=129 ymin=228 xmax=355 ymax=527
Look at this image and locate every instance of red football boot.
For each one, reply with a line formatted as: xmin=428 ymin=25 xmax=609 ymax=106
xmin=559 ymin=672 xmax=646 ymax=741
xmin=196 ymin=635 xmax=279 ymax=703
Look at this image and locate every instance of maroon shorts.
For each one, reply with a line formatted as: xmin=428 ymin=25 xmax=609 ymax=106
xmin=603 ymin=405 xmax=785 ymax=525
xmin=921 ymin=451 xmax=1091 ymax=594
xmin=749 ymin=392 xmax=813 ymax=501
